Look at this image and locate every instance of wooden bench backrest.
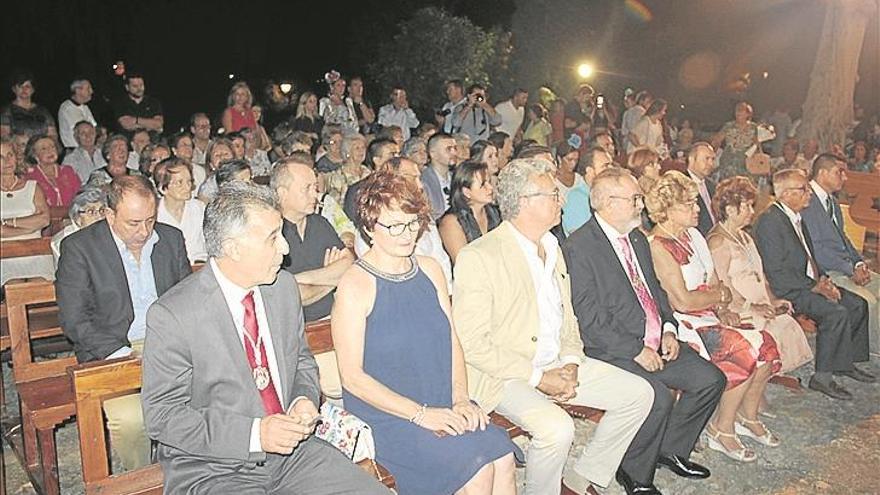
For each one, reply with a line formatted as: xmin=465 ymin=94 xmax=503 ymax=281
xmin=71 ymin=358 xmax=163 ymax=495
xmin=842 ymin=171 xmax=880 ymax=232
xmin=4 ymin=280 xmax=73 ymax=382
xmin=0 ymin=236 xmax=53 ymax=259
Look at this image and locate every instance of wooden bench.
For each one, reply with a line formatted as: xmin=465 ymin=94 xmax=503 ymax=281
xmin=841 ymin=171 xmax=880 ymax=268
xmin=65 ymin=319 xmax=395 ymax=495
xmin=3 ymin=280 xmax=75 ymax=495
xmin=303 ymin=318 xmax=607 ymax=457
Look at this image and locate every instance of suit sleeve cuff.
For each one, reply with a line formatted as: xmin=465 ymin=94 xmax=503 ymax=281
xmin=249 ymin=418 xmax=262 ymax=453
xmin=528 ymin=368 xmax=543 ymax=388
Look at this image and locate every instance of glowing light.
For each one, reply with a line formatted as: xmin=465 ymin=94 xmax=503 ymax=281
xmin=577 ymin=63 xmax=595 ymax=79
xmin=280 ymin=83 xmax=293 ymax=95
xmin=228 ymin=73 xmax=235 ymax=80
xmin=762 ymin=71 xmax=769 ymax=79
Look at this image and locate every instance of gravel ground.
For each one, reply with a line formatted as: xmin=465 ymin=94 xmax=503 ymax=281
xmin=3 ymin=352 xmax=879 ymax=495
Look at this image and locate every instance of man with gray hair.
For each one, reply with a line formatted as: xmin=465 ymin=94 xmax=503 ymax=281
xmin=562 ymin=168 xmax=725 ymax=494
xmin=58 ymin=78 xmax=97 ymax=148
xmin=454 ymin=159 xmax=655 ymax=495
xmin=142 ymin=181 xmax=389 ymax=494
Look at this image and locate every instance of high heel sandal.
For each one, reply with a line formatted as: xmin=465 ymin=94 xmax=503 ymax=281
xmin=703 ymin=423 xmax=757 ymax=462
xmin=735 ymin=414 xmax=781 ymax=447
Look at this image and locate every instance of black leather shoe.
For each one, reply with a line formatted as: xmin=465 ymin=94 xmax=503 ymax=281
xmin=656 ymin=454 xmax=710 ymax=479
xmin=835 ymin=367 xmax=877 ymax=383
xmin=808 ymin=376 xmax=854 ymax=400
xmin=616 ymin=468 xmax=662 ymax=495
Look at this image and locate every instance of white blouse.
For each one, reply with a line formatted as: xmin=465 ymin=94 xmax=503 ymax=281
xmin=157 ymin=198 xmax=207 ymax=263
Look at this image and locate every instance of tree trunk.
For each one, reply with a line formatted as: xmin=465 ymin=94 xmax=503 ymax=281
xmin=798 ymin=0 xmax=877 ymax=151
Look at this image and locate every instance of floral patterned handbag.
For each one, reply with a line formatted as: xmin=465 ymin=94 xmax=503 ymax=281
xmin=314 ymin=402 xmax=376 ymax=463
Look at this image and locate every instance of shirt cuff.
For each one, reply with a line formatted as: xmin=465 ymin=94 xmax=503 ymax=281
xmin=249 ymin=418 xmax=262 ymax=453
xmin=528 ymin=368 xmax=543 ymax=388
xmin=106 ymin=346 xmax=133 ymax=359
xmin=662 ymin=322 xmax=677 ymax=336
xmin=559 ymin=355 xmax=582 ymax=367
xmin=855 ymin=261 xmax=866 ymax=270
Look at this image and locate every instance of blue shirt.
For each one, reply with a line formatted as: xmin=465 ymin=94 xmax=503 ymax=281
xmin=561 ymin=180 xmax=592 ymax=236
xmin=112 ymin=229 xmax=159 ymax=345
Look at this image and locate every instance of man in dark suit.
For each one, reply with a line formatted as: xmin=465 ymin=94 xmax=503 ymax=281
xmin=56 ymin=175 xmax=191 ymax=469
xmin=802 ymin=154 xmax=879 ymax=355
xmin=754 ymin=168 xmax=871 ymax=400
xmin=142 ymin=181 xmax=388 ymax=494
xmin=562 ymin=169 xmax=725 ymax=495
xmin=686 ymin=142 xmax=717 ymax=236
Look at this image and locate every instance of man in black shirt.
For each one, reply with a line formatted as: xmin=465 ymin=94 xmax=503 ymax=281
xmin=270 ymin=152 xmax=353 ymax=321
xmin=114 ymin=73 xmax=164 ymax=137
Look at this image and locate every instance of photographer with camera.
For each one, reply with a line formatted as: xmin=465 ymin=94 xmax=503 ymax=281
xmin=456 ymin=83 xmax=501 ymax=143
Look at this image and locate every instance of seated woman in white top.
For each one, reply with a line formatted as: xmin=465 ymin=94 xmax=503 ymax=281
xmin=1 ymin=135 xmax=52 ymax=284
xmin=51 ymin=186 xmax=108 ymax=265
xmin=153 ymin=157 xmax=207 ymax=264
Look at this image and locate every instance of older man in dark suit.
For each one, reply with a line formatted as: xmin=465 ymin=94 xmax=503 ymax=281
xmin=56 ymin=175 xmax=191 ymax=469
xmin=754 ymin=168 xmax=871 ymax=400
xmin=562 ymin=168 xmax=725 ymax=495
xmin=141 ymin=181 xmax=388 ymax=494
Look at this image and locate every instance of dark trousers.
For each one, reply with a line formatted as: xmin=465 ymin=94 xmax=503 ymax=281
xmin=791 ymin=287 xmax=870 ymax=372
xmin=606 ymin=346 xmax=726 ymax=484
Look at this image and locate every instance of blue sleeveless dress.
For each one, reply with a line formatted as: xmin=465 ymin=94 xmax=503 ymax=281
xmin=343 ymin=257 xmax=519 ymax=495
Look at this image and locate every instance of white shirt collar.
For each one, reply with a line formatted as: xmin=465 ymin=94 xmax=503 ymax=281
xmin=210 ymin=258 xmax=257 ymax=303
xmin=509 ymin=223 xmax=559 ymax=266
xmin=687 ymin=169 xmax=705 ymax=185
xmin=775 ymin=201 xmax=801 ymax=224
xmin=595 ymin=212 xmax=629 ymax=242
xmin=809 ymin=180 xmax=829 ymax=205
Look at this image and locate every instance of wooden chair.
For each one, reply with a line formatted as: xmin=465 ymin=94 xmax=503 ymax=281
xmin=841 ymin=171 xmax=880 ymax=267
xmin=71 ymin=358 xmax=163 ymax=495
xmin=4 ymin=280 xmax=74 ymax=495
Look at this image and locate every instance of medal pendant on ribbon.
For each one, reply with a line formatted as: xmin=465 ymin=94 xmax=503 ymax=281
xmin=253 ymin=366 xmax=271 ymax=391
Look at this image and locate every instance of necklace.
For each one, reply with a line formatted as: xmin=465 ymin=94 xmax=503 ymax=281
xmin=718 ymin=223 xmax=762 ymax=283
xmin=241 ymin=327 xmax=270 ymax=390
xmin=1 ymin=176 xmax=20 ymax=198
xmin=658 ymin=224 xmax=709 ymax=284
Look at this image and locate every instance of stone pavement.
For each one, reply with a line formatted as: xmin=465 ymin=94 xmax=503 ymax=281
xmin=3 ymin=354 xmax=879 ymax=494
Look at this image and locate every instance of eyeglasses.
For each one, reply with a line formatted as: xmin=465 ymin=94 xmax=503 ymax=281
xmin=376 ymin=219 xmax=421 ymax=237
xmin=784 ymin=185 xmax=811 ymax=194
xmin=80 ymin=207 xmax=104 ymax=216
xmin=523 ymin=189 xmax=561 ymax=202
xmin=609 ymin=194 xmax=645 ymax=207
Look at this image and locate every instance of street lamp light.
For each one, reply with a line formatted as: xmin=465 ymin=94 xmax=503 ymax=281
xmin=280 ymin=83 xmax=293 ymax=95
xmin=577 ymin=63 xmax=595 ymax=79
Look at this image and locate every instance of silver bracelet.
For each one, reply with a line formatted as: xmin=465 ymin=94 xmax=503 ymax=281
xmin=409 ymin=404 xmax=427 ymax=426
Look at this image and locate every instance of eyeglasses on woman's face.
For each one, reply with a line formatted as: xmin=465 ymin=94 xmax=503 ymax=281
xmin=375 ymin=218 xmax=421 ymax=237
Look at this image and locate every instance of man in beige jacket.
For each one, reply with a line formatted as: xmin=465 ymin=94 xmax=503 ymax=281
xmin=453 ymin=158 xmax=655 ymax=495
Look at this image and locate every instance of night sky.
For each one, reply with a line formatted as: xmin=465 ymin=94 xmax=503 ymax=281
xmin=2 ymin=0 xmax=877 ymax=132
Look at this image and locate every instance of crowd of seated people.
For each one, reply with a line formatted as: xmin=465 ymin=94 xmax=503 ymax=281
xmin=1 ymin=64 xmax=878 ymax=495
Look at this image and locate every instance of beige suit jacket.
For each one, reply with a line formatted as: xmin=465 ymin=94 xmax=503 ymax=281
xmin=452 ymin=221 xmax=586 ymax=412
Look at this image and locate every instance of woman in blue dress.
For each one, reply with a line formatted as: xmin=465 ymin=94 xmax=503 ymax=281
xmin=332 ymin=170 xmax=519 ymax=495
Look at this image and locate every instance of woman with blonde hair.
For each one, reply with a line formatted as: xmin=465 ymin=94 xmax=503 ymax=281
xmin=292 ymin=91 xmax=324 ymax=141
xmin=646 ymin=171 xmax=781 ymax=463
xmin=221 ymin=81 xmax=257 ymax=133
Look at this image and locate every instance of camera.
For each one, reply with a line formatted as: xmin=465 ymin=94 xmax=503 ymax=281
xmin=596 ymin=94 xmax=605 ymax=109
xmin=475 ymin=94 xmax=485 ymax=103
